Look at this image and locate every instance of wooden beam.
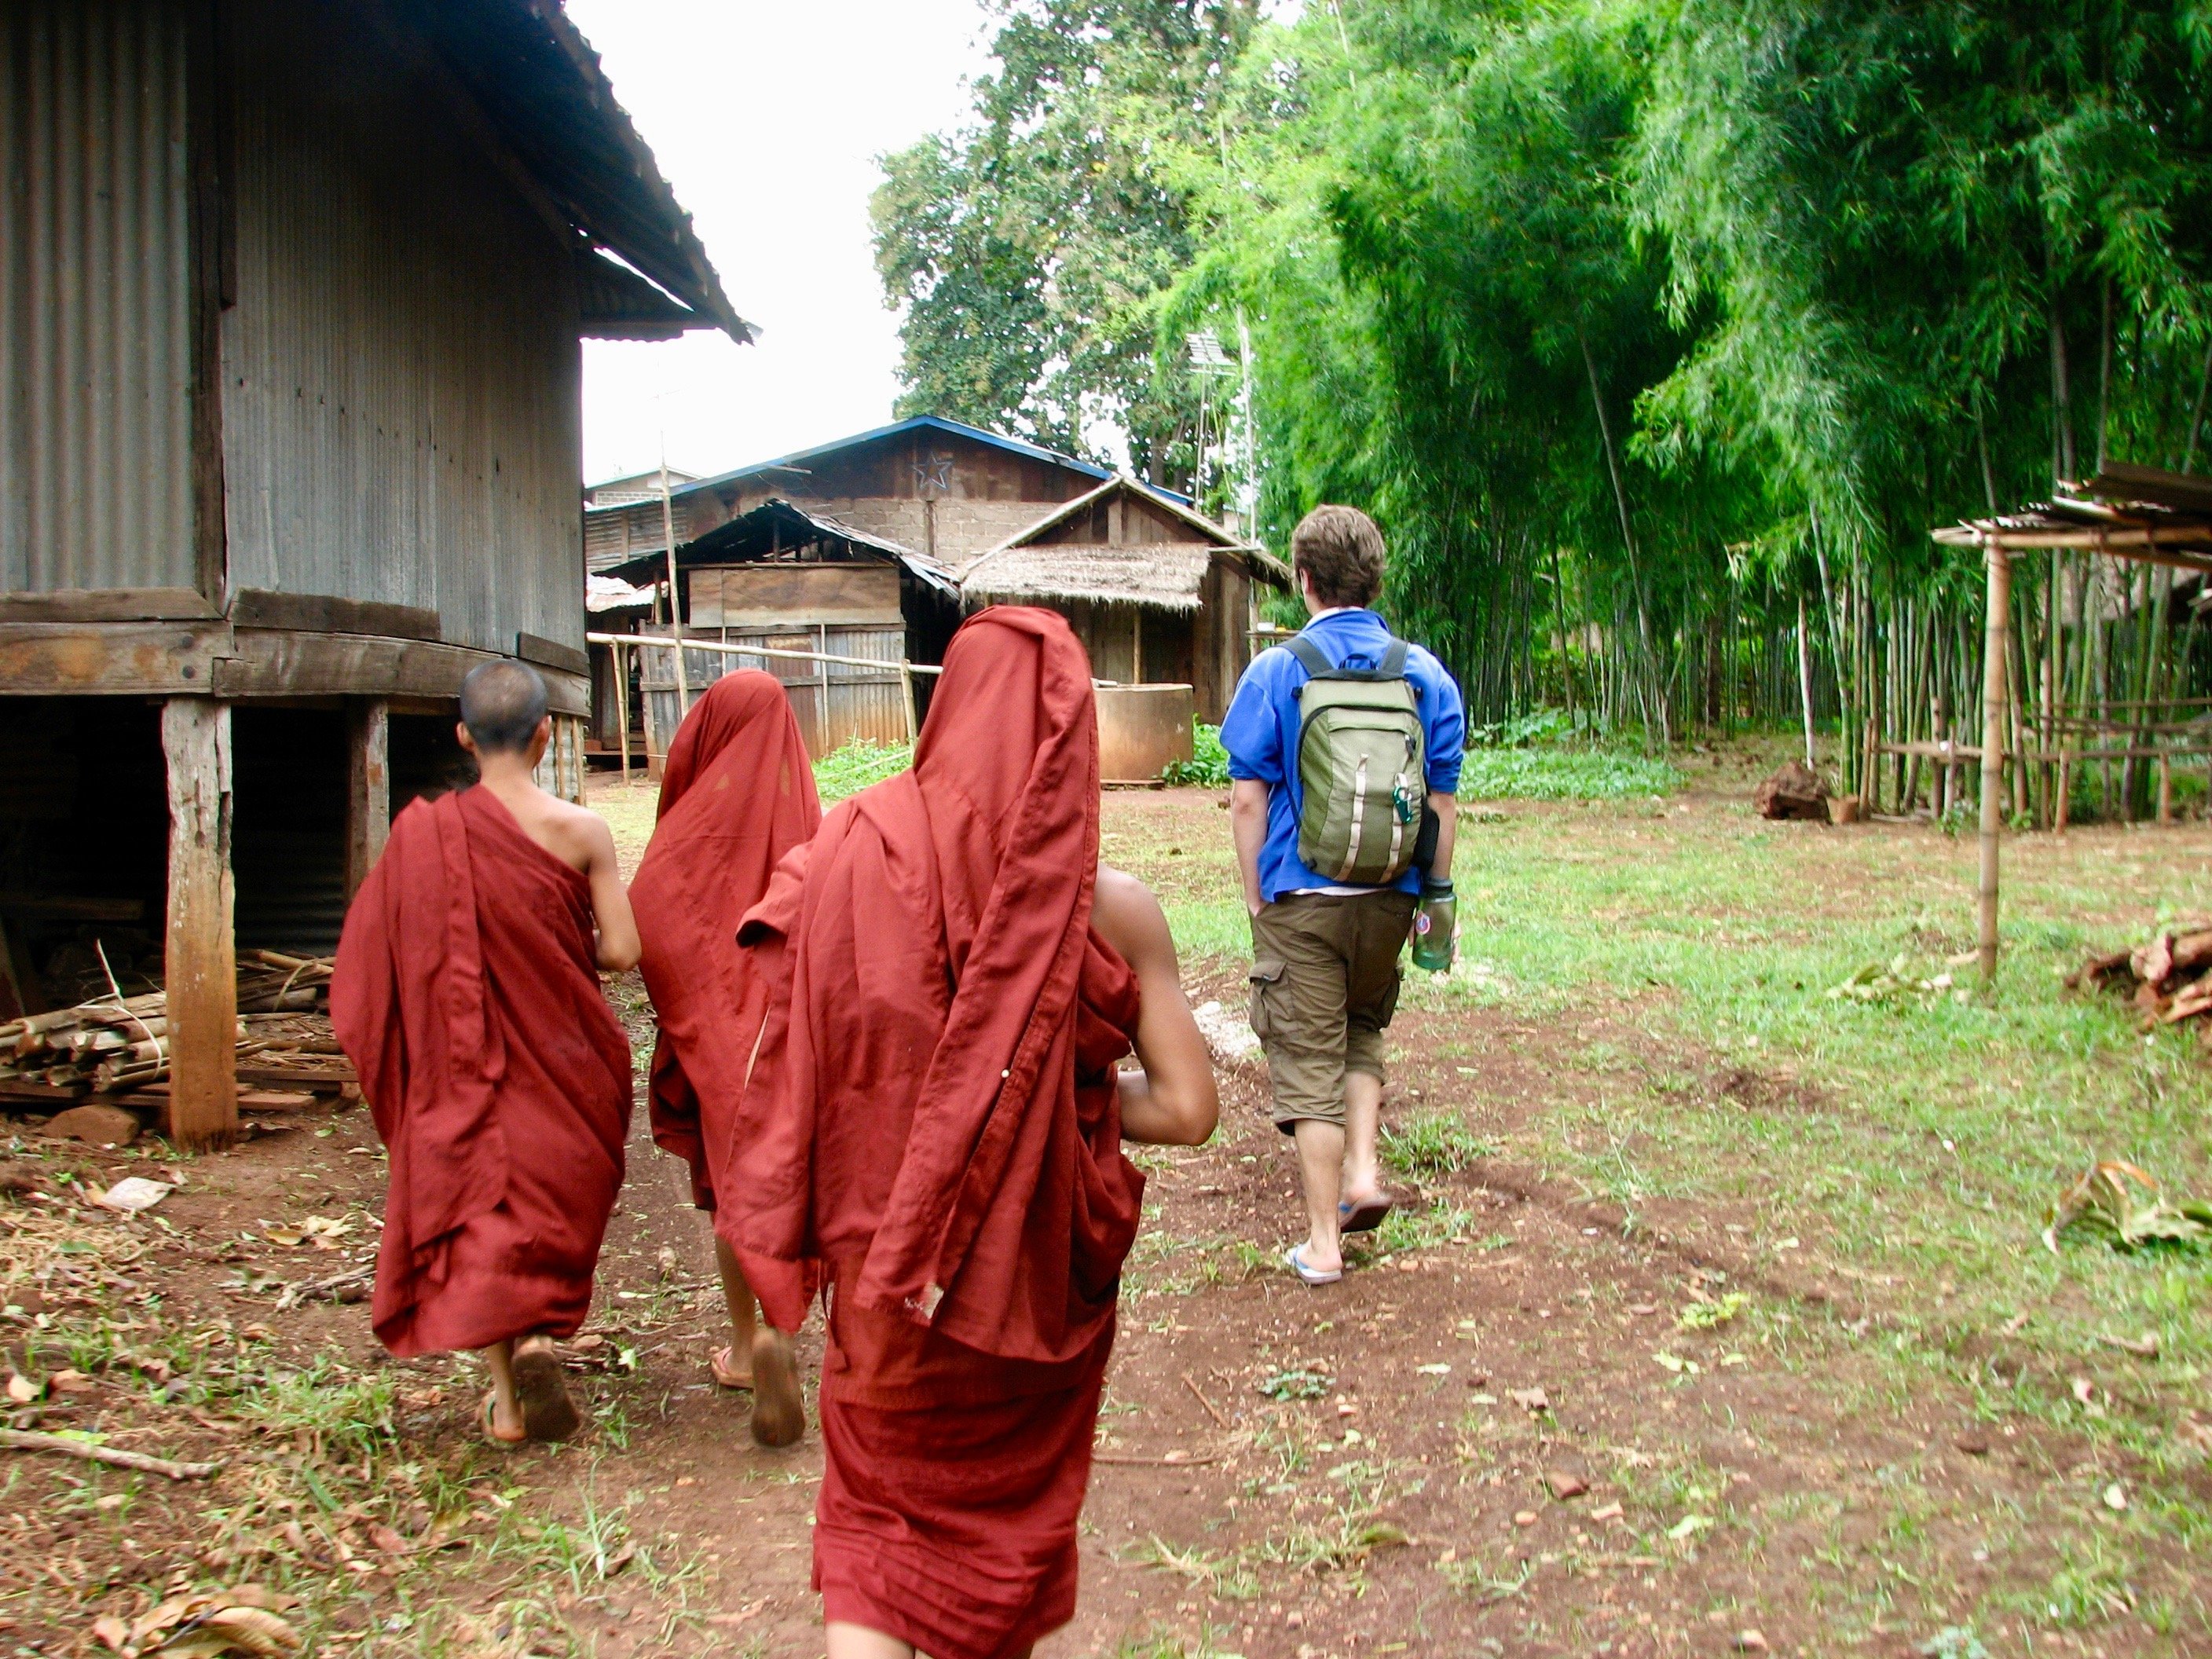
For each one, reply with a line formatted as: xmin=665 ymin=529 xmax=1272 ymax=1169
xmin=0 ymin=590 xmax=218 ymax=624
xmin=0 ymin=623 xmax=231 ymax=694
xmin=515 ymin=632 xmax=590 ymax=679
xmin=162 ymin=698 xmax=236 ymax=1150
xmin=346 ymin=700 xmax=390 ymax=899
xmin=1979 ymin=544 xmax=2012 ymax=985
xmin=227 ymin=589 xmax=441 ymax=642
xmin=214 ymin=630 xmax=588 ymax=715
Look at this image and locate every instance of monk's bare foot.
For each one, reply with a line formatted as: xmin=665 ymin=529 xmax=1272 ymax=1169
xmin=511 ymin=1336 xmax=581 ymax=1442
xmin=709 ymin=1344 xmax=753 ymax=1390
xmin=749 ymin=1328 xmax=804 ymax=1448
xmin=482 ymin=1390 xmax=526 ymax=1447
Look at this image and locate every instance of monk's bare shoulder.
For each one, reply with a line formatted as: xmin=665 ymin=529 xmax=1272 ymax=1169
xmin=540 ymin=796 xmax=618 ymax=876
xmin=1092 ymin=864 xmax=1174 ymax=969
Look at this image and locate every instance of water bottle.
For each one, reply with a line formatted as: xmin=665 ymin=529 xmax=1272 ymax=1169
xmin=1411 ymin=877 xmax=1456 ymax=973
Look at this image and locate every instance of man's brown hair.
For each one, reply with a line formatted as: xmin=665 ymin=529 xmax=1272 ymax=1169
xmin=1291 ymin=504 xmax=1386 ymax=610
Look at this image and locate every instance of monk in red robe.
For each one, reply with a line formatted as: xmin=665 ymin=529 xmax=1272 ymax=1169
xmin=334 ymin=660 xmax=639 ymax=1445
xmin=631 ymin=670 xmax=819 ymax=1447
xmin=725 ymin=607 xmax=1219 ymax=1659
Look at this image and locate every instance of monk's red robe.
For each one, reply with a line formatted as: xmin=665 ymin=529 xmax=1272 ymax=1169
xmin=632 ymin=671 xmax=820 ymax=1209
xmin=727 ymin=607 xmax=1144 ymax=1659
xmin=331 ymin=786 xmax=632 ymax=1357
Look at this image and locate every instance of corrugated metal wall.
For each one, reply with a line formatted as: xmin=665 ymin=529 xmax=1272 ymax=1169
xmin=0 ymin=0 xmax=196 ymax=595
xmin=639 ymin=624 xmax=912 ymax=760
xmin=220 ymin=0 xmax=583 ymax=654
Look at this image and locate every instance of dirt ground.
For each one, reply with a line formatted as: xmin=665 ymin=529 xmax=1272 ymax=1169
xmin=3 ymin=760 xmax=2207 ymax=1658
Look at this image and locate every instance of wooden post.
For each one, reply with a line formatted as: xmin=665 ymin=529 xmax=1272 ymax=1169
xmin=163 ymin=698 xmax=236 ymax=1150
xmin=614 ymin=641 xmax=632 ymax=786
xmin=658 ymin=456 xmax=690 ymax=718
xmin=345 ymin=699 xmax=389 ymax=900
xmin=1978 ymin=540 xmax=2011 ymax=986
xmin=899 ymin=661 xmax=919 ymax=745
xmin=2056 ymin=750 xmax=2073 ymax=835
xmin=2158 ymin=753 xmax=2174 ymax=824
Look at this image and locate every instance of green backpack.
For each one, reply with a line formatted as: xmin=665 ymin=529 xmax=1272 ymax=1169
xmin=1284 ymin=634 xmax=1426 ymax=885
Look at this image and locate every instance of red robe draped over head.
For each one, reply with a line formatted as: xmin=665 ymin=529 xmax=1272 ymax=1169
xmin=727 ymin=606 xmax=1144 ymax=1659
xmin=332 ymin=787 xmax=633 ymax=1357
xmin=632 ymin=670 xmax=820 ymax=1208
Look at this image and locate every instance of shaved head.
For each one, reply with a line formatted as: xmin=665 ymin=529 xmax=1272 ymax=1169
xmin=460 ymin=660 xmax=550 ymax=755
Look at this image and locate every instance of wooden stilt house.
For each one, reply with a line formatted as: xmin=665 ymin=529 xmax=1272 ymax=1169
xmin=0 ymin=0 xmax=749 ymax=1146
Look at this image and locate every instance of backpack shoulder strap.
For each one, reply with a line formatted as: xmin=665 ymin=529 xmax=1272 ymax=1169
xmin=1379 ymin=639 xmax=1410 ymax=678
xmin=1284 ymin=635 xmax=1335 ymax=679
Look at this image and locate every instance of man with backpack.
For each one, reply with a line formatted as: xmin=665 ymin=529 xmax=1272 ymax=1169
xmin=1221 ymin=505 xmax=1467 ymax=1285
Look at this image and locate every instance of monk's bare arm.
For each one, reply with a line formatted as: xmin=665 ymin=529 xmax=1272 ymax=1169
xmin=1093 ymin=866 xmax=1218 ymax=1147
xmin=578 ymin=813 xmax=640 ymax=972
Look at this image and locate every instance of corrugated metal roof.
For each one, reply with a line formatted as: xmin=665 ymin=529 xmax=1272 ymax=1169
xmin=0 ymin=0 xmax=197 ymax=595
xmin=400 ymin=0 xmax=750 ymax=342
xmin=602 ymin=496 xmax=961 ymax=599
xmin=643 ymin=416 xmax=1193 ymax=507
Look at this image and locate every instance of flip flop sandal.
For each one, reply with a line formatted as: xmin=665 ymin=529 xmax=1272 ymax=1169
xmin=749 ymin=1331 xmax=805 ymax=1448
xmin=511 ymin=1343 xmax=582 ymax=1443
xmin=482 ymin=1390 xmax=526 ymax=1448
xmin=1339 ymin=1194 xmax=1393 ymax=1234
xmin=709 ymin=1345 xmax=753 ymax=1391
xmin=1284 ymin=1244 xmax=1342 ymax=1287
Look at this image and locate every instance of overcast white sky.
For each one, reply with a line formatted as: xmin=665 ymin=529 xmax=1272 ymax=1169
xmin=566 ymin=0 xmax=997 ymax=485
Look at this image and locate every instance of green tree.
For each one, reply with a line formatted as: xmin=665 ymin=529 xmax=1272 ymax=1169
xmin=871 ymin=0 xmax=1261 ymax=483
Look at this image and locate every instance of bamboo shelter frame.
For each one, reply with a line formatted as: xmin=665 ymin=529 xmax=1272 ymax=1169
xmin=1932 ymin=465 xmax=2212 ymax=984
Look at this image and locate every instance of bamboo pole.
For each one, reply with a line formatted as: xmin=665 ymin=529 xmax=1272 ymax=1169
xmin=1796 ymin=595 xmax=1815 ymax=768
xmin=658 ymin=454 xmax=690 ymax=719
xmin=613 ymin=641 xmax=632 ymax=786
xmin=1978 ymin=542 xmax=2012 ymax=985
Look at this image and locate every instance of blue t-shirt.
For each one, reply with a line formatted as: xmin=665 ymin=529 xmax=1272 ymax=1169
xmin=1221 ymin=609 xmax=1467 ymax=903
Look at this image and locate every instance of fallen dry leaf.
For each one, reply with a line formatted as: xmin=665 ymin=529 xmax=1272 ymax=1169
xmin=48 ymin=1369 xmax=94 ymax=1395
xmin=364 ymin=1522 xmax=409 ymax=1555
xmin=91 ymin=1615 xmax=131 ymax=1654
xmin=1735 ymin=1631 xmax=1770 ymax=1653
xmin=1589 ymin=1501 xmax=1625 ymax=1522
xmin=1512 ymin=1509 xmax=1539 ymax=1527
xmin=5 ymin=1374 xmax=37 ymax=1404
xmin=1507 ymin=1386 xmax=1551 ymax=1413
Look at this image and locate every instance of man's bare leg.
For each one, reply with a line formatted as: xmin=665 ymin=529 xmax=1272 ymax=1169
xmin=710 ymin=1232 xmax=758 ymax=1389
xmin=826 ymin=1627 xmax=1027 ymax=1659
xmin=480 ymin=1339 xmax=526 ymax=1443
xmin=1291 ymin=1118 xmax=1346 ymax=1275
xmin=1340 ymin=1071 xmax=1386 ymax=1207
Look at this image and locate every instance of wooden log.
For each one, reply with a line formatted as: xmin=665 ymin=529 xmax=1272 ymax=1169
xmin=162 ymin=698 xmax=237 ymax=1150
xmin=346 ymin=699 xmax=390 ymax=900
xmin=1979 ymin=544 xmax=2012 ymax=984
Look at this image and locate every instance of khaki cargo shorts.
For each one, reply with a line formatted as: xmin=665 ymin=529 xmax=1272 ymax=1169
xmin=1247 ymin=888 xmax=1418 ymax=1130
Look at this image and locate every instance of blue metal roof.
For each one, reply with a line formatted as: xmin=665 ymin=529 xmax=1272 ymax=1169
xmin=666 ymin=415 xmax=1191 ymax=506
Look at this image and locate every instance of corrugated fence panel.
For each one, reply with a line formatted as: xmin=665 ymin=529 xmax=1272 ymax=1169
xmin=0 ymin=0 xmax=196 ymax=595
xmin=822 ymin=624 xmax=910 ymax=749
xmin=220 ymin=0 xmax=582 ymax=654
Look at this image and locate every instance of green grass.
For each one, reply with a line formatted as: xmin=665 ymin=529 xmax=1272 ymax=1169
xmin=812 ymin=737 xmax=913 ymax=803
xmin=1455 ymin=745 xmax=1683 ymax=800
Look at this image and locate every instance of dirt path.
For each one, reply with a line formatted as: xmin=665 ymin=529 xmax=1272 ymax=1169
xmin=5 ymin=773 xmax=2199 ymax=1657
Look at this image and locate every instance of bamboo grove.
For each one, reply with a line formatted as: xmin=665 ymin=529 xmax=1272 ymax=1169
xmin=872 ymin=1 xmax=2212 ymax=819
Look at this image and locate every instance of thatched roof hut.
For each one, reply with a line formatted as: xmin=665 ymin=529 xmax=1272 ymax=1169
xmin=958 ymin=476 xmax=1290 ymax=721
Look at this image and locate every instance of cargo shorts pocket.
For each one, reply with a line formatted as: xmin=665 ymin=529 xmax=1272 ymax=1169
xmin=1247 ymin=958 xmax=1288 ymax=1041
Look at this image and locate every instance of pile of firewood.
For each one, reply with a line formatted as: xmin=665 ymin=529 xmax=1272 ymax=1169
xmin=2069 ymin=925 xmax=2212 ymax=1033
xmin=0 ymin=950 xmax=335 ymax=1101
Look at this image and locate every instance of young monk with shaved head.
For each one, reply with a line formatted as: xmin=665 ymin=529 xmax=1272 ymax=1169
xmin=334 ymin=660 xmax=639 ymax=1445
xmin=725 ymin=608 xmax=1220 ymax=1659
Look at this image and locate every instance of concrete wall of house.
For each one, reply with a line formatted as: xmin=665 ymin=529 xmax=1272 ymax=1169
xmin=0 ymin=0 xmax=199 ymax=598
xmin=220 ymin=0 xmax=585 ymax=654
